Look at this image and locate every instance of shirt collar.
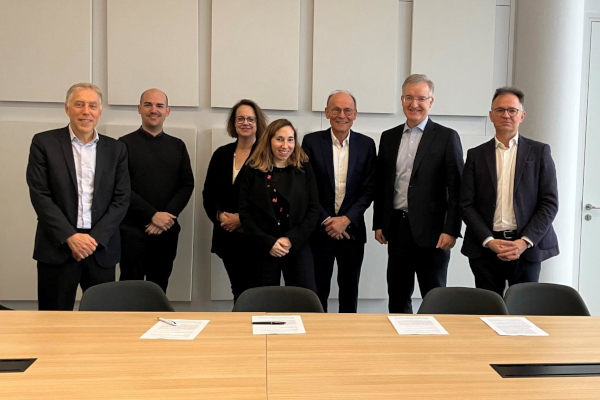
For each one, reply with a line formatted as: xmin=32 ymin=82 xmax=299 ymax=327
xmin=69 ymin=124 xmax=99 ymax=145
xmin=330 ymin=128 xmax=350 ymax=147
xmin=403 ymin=117 xmax=428 ymax=134
xmin=494 ymin=133 xmax=519 ymax=149
xmin=140 ymin=126 xmax=164 ymax=137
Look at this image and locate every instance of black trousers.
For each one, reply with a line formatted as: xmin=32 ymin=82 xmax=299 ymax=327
xmin=386 ymin=210 xmax=449 ymax=314
xmin=119 ymin=224 xmax=180 ymax=293
xmin=469 ymin=248 xmax=541 ymax=297
xmin=260 ymin=245 xmax=317 ymax=292
xmin=220 ymin=235 xmax=260 ymax=303
xmin=37 ymin=257 xmax=115 ymax=311
xmin=311 ymin=229 xmax=364 ymax=313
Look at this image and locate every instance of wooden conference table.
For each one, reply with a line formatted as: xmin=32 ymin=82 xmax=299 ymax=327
xmin=2 ymin=312 xmax=600 ymax=399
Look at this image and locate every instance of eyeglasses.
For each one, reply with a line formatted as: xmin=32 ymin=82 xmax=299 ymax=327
xmin=492 ymin=108 xmax=521 ymax=117
xmin=329 ymin=107 xmax=355 ymax=116
xmin=235 ymin=116 xmax=257 ymax=125
xmin=402 ymin=96 xmax=431 ymax=103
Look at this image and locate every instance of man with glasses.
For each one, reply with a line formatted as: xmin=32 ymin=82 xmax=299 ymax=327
xmin=118 ymin=89 xmax=194 ymax=292
xmin=460 ymin=87 xmax=558 ymax=296
xmin=373 ymin=74 xmax=464 ymax=313
xmin=302 ymin=90 xmax=376 ymax=312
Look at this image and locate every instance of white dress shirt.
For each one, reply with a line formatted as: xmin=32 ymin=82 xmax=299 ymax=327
xmin=331 ymin=129 xmax=350 ymax=214
xmin=69 ymin=125 xmax=98 ymax=229
xmin=482 ymin=133 xmax=532 ymax=248
xmin=393 ymin=118 xmax=427 ymax=210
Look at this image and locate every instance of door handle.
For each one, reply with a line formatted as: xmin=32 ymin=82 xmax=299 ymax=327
xmin=585 ymin=203 xmax=600 ymax=210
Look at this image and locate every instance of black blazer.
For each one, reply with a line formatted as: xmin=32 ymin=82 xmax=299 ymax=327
xmin=202 ymin=141 xmax=248 ymax=257
xmin=302 ymin=129 xmax=376 ymax=243
xmin=373 ymin=119 xmax=464 ymax=246
xmin=460 ymin=136 xmax=559 ymax=263
xmin=26 ymin=126 xmax=130 ymax=267
xmin=239 ymin=162 xmax=320 ymax=254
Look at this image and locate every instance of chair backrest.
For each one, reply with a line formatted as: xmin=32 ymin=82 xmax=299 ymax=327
xmin=232 ymin=286 xmax=324 ymax=312
xmin=418 ymin=287 xmax=508 ymax=315
xmin=79 ymin=281 xmax=175 ymax=312
xmin=504 ymin=282 xmax=591 ymax=316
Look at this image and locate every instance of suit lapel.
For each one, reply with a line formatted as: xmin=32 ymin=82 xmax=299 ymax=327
xmin=483 ymin=139 xmax=497 ymax=193
xmin=93 ymin=136 xmax=106 ymax=202
xmin=59 ymin=128 xmax=77 ymax=189
xmin=347 ymin=130 xmax=357 ymax=185
xmin=513 ymin=136 xmax=531 ymax=194
xmin=412 ymin=119 xmax=436 ymax=175
xmin=321 ymin=130 xmax=335 ymax=191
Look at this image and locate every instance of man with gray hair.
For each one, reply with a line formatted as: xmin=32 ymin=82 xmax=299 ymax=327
xmin=373 ymin=74 xmax=464 ymax=313
xmin=302 ymin=90 xmax=376 ymax=312
xmin=460 ymin=87 xmax=558 ymax=296
xmin=26 ymin=82 xmax=130 ymax=310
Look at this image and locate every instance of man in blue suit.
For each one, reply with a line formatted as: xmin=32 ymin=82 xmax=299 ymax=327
xmin=302 ymin=91 xmax=376 ymax=312
xmin=460 ymin=87 xmax=559 ymax=296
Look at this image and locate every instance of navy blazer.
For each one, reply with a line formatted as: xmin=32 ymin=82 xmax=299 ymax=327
xmin=26 ymin=126 xmax=130 ymax=267
xmin=373 ymin=119 xmax=464 ymax=246
xmin=239 ymin=162 xmax=320 ymax=254
xmin=302 ymin=128 xmax=376 ymax=243
xmin=460 ymin=136 xmax=559 ymax=263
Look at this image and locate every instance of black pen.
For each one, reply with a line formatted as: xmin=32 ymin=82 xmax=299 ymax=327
xmin=252 ymin=321 xmax=286 ymax=325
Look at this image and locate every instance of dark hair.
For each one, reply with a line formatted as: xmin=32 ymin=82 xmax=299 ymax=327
xmin=492 ymin=87 xmax=525 ymax=109
xmin=246 ymin=119 xmax=308 ymax=172
xmin=226 ymin=99 xmax=268 ymax=141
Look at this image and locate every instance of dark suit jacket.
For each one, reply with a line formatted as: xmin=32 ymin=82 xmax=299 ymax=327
xmin=460 ymin=136 xmax=559 ymax=263
xmin=239 ymin=162 xmax=320 ymax=254
xmin=202 ymin=141 xmax=248 ymax=257
xmin=302 ymin=129 xmax=376 ymax=243
xmin=26 ymin=126 xmax=130 ymax=267
xmin=373 ymin=119 xmax=464 ymax=246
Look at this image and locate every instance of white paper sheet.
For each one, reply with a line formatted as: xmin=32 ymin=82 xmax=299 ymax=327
xmin=480 ymin=317 xmax=549 ymax=336
xmin=252 ymin=315 xmax=306 ymax=335
xmin=388 ymin=316 xmax=449 ymax=335
xmin=140 ymin=319 xmax=210 ymax=340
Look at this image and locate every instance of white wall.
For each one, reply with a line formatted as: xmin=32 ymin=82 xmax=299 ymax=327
xmin=1 ymin=0 xmax=592 ymax=310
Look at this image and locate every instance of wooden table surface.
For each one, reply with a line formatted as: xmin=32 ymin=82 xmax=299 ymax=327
xmin=266 ymin=313 xmax=600 ymax=400
xmin=4 ymin=312 xmax=600 ymax=399
xmin=0 ymin=312 xmax=267 ymax=400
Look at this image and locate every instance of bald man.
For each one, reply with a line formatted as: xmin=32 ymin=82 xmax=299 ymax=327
xmin=118 ymin=89 xmax=194 ymax=292
xmin=302 ymin=91 xmax=376 ymax=312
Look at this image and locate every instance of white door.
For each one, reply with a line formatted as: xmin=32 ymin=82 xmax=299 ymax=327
xmin=579 ymin=21 xmax=600 ymax=315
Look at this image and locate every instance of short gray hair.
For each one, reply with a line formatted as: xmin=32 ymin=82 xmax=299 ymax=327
xmin=326 ymin=90 xmax=357 ymax=109
xmin=65 ymin=83 xmax=103 ymax=105
xmin=402 ymin=74 xmax=434 ymax=97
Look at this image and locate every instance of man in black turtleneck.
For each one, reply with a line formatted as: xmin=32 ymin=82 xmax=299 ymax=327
xmin=118 ymin=89 xmax=194 ymax=292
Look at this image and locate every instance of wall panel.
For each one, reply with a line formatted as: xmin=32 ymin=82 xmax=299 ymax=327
xmin=312 ymin=0 xmax=399 ymax=113
xmin=0 ymin=0 xmax=91 ymax=102
xmin=411 ymin=0 xmax=496 ymax=116
xmin=211 ymin=0 xmax=301 ymax=110
xmin=107 ymin=0 xmax=199 ymax=106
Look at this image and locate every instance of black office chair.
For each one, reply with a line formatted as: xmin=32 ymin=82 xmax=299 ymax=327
xmin=232 ymin=286 xmax=324 ymax=313
xmin=417 ymin=287 xmax=509 ymax=315
xmin=504 ymin=282 xmax=591 ymax=316
xmin=79 ymin=280 xmax=175 ymax=312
